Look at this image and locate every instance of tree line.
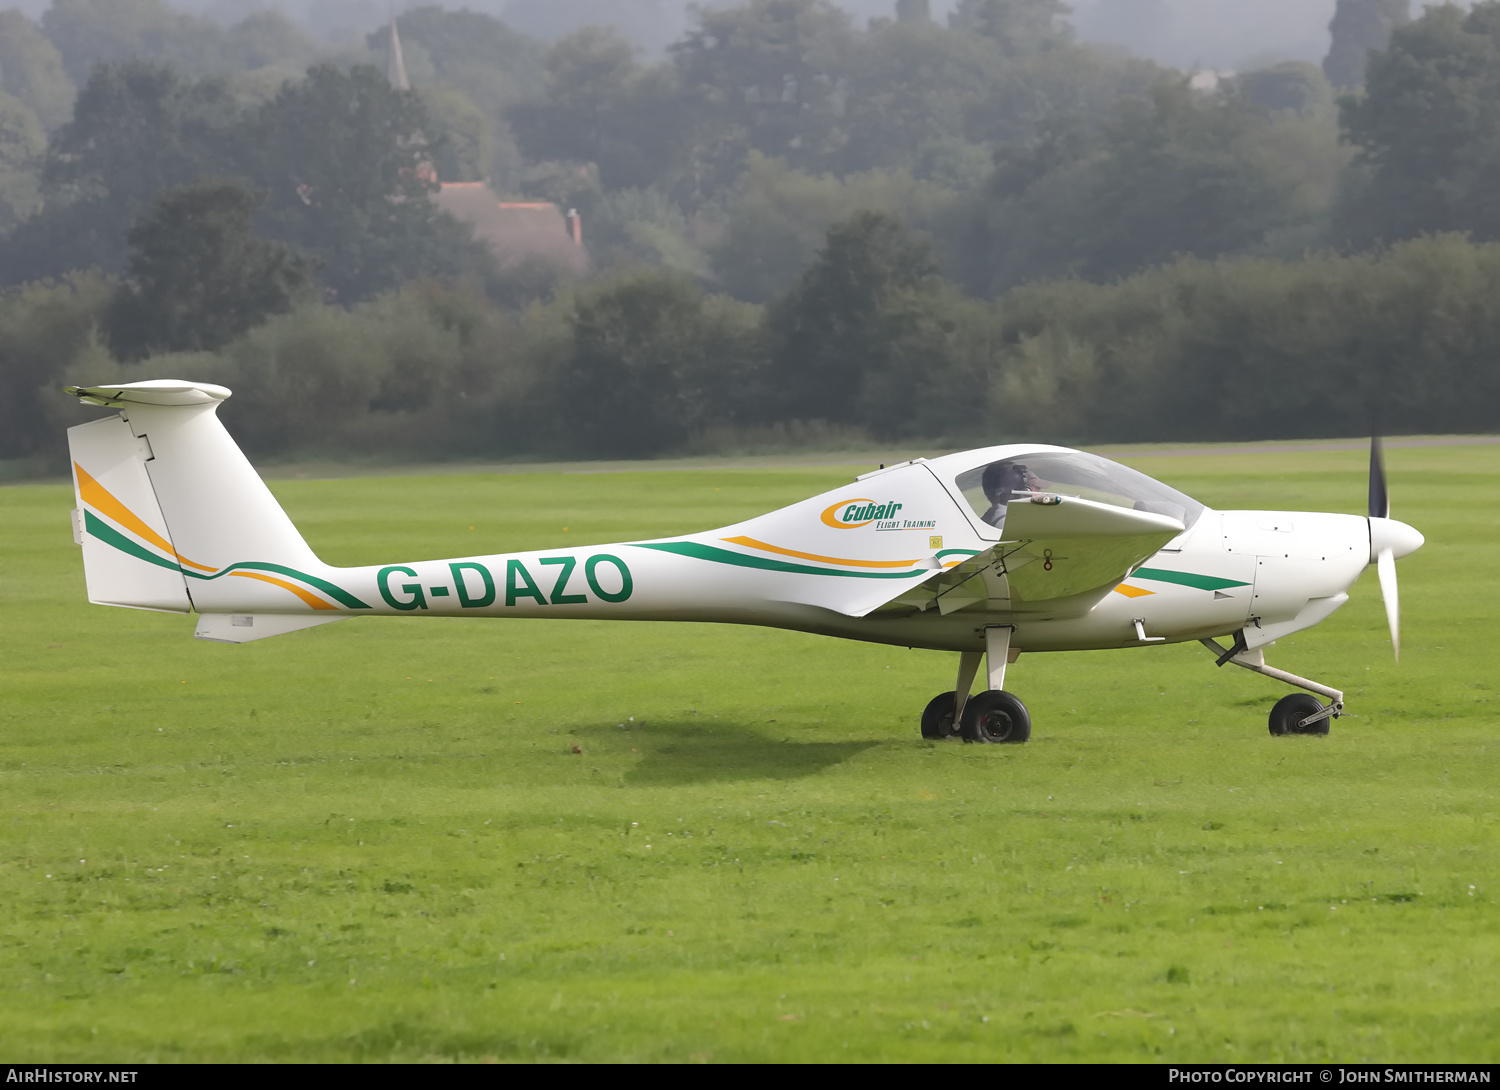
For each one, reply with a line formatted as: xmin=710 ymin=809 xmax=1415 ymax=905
xmin=10 ymin=225 xmax=1500 ymax=472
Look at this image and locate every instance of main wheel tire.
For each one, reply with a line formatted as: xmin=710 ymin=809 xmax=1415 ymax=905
xmin=959 ymin=690 xmax=1031 ymax=744
xmin=920 ymin=691 xmax=960 ymax=739
xmin=1268 ymin=692 xmax=1328 ymax=736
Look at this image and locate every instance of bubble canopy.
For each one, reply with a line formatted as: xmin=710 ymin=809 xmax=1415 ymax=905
xmin=932 ymin=446 xmax=1206 ymax=532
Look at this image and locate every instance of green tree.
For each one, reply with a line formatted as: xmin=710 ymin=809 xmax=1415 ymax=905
xmin=948 ymin=0 xmax=1073 ymax=55
xmin=0 ymin=9 xmax=76 ymax=131
xmin=841 ymin=17 xmax=997 ymax=176
xmin=507 ymin=27 xmax=683 ymax=193
xmin=0 ymin=62 xmax=241 ymax=285
xmin=986 ymin=235 xmax=1500 ymax=443
xmin=45 ymin=61 xmax=239 ymax=209
xmin=0 ymin=272 xmax=113 ymax=464
xmin=419 ymin=85 xmax=493 ymax=183
xmin=0 ymin=91 xmax=44 ymax=232
xmin=1324 ymin=0 xmax=1410 ymax=89
xmin=710 ymin=154 xmax=955 ymax=304
xmin=766 ymin=210 xmax=943 ymax=426
xmin=250 ymin=64 xmax=480 ymax=303
xmin=971 ymin=79 xmax=1337 ymax=291
xmin=508 ymin=26 xmax=639 ymax=165
xmin=220 ymin=10 xmax=318 ymax=73
xmin=553 ymin=270 xmax=763 ymax=457
xmin=670 ymin=0 xmax=856 ymax=187
xmin=588 ymin=187 xmax=707 ymax=277
xmin=1236 ymin=61 xmax=1336 ymax=118
xmin=105 ymin=181 xmax=309 ymax=360
xmin=959 ymin=40 xmax=1160 ymax=151
xmin=41 ymin=0 xmax=226 ymax=82
xmin=1338 ymin=2 xmax=1500 ymax=244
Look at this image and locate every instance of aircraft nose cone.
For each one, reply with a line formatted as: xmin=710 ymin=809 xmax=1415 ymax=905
xmin=1369 ymin=517 xmax=1424 ymax=561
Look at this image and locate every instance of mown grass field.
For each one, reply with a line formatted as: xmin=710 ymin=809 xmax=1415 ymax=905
xmin=1 ymin=441 xmax=1497 ymax=1063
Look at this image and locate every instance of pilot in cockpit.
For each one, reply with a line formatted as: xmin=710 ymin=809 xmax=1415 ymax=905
xmin=980 ymin=460 xmax=1041 ymax=527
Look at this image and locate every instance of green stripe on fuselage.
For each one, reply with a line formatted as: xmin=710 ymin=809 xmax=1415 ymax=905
xmin=633 ymin=541 xmax=930 ymax=580
xmin=183 ymin=562 xmax=370 ymax=609
xmin=84 ymin=510 xmax=370 ymax=608
xmin=1132 ymin=567 xmax=1250 ymax=591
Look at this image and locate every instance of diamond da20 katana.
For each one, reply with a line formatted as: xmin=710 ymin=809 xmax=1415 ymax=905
xmin=63 ymin=380 xmax=1424 ymax=742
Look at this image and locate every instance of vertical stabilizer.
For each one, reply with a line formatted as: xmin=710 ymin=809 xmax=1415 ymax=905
xmin=65 ymin=381 xmax=340 ymax=619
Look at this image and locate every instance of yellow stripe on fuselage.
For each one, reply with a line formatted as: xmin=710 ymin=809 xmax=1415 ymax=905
xmin=722 ymin=536 xmax=921 ymax=569
xmin=228 ymin=570 xmax=338 ymax=610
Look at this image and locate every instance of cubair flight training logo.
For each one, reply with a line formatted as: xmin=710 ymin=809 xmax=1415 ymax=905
xmin=820 ymin=498 xmax=936 ymax=531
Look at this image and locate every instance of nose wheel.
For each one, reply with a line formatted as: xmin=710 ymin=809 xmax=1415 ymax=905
xmin=1268 ymin=692 xmax=1333 ymax=736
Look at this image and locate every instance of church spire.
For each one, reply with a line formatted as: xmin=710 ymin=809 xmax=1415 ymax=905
xmin=385 ymin=11 xmax=410 ymax=91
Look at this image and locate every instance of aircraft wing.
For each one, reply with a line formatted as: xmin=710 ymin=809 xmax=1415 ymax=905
xmin=849 ymin=493 xmax=1184 ymax=619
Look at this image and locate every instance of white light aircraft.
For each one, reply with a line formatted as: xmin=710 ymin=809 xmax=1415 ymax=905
xmin=64 ymin=380 xmax=1425 ymax=742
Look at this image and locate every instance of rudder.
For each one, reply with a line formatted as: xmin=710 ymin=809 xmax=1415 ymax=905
xmin=68 ymin=411 xmax=193 ymax=612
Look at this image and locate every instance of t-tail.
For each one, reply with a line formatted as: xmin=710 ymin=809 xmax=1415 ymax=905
xmin=65 ymin=380 xmax=350 ymax=644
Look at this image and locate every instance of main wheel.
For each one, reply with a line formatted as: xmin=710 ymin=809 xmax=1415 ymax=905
xmin=1268 ymin=692 xmax=1328 ymax=736
xmin=959 ymin=690 xmax=1031 ymax=744
xmin=920 ymin=691 xmax=960 ymax=739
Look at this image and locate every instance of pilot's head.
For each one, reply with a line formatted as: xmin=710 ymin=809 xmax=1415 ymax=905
xmin=982 ymin=461 xmax=1037 ymax=502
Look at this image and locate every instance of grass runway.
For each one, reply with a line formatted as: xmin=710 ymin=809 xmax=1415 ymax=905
xmin=1 ymin=442 xmax=1497 ymax=1062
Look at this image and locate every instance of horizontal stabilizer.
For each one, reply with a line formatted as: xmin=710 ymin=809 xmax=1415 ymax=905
xmin=194 ymin=613 xmax=348 ymax=644
xmin=66 ymin=380 xmax=231 ymax=407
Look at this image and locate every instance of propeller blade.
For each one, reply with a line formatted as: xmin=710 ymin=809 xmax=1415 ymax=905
xmin=1376 ymin=546 xmax=1400 ymax=663
xmin=1368 ymin=435 xmax=1389 ymax=520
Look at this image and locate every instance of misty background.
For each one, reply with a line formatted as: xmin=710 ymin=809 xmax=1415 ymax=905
xmin=5 ymin=0 xmax=1500 ymax=471
xmin=0 ymin=0 xmax=1369 ymax=67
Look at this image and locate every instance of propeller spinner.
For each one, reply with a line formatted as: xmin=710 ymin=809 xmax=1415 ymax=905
xmin=1366 ymin=437 xmax=1425 ymax=662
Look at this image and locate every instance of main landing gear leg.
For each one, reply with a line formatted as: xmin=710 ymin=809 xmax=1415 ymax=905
xmin=953 ymin=650 xmax=982 ymax=731
xmin=960 ymin=626 xmax=1030 ymax=744
xmin=920 ymin=628 xmax=1031 ymax=743
xmin=920 ymin=651 xmax=980 ymax=739
xmin=1199 ymin=637 xmax=1345 ymax=737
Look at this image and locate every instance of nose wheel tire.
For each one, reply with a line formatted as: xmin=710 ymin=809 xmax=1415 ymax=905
xmin=1268 ymin=692 xmax=1330 ymax=736
xmin=920 ymin=691 xmax=960 ymax=739
xmin=959 ymin=690 xmax=1031 ymax=744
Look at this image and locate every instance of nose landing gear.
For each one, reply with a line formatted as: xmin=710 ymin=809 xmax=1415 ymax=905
xmin=1200 ymin=637 xmax=1344 ymax=736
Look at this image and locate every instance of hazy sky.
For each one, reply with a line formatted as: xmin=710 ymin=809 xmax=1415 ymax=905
xmin=7 ymin=1 xmax=1418 ymax=72
xmin=1071 ymin=0 xmax=1340 ymax=70
xmin=847 ymin=1 xmax=1345 ymax=69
